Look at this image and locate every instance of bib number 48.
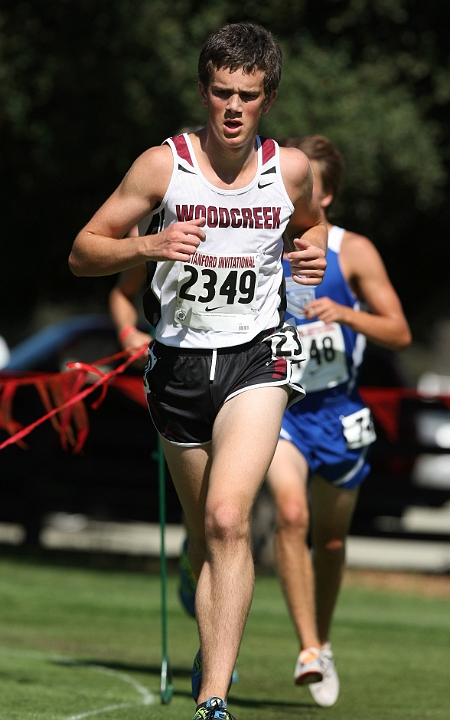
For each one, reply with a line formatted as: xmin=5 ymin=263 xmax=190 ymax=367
xmin=309 ymin=336 xmax=335 ymax=364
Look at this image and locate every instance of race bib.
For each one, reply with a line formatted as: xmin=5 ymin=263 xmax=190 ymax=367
xmin=174 ymin=253 xmax=259 ymax=332
xmin=341 ymin=407 xmax=376 ymax=449
xmin=290 ymin=321 xmax=349 ymax=392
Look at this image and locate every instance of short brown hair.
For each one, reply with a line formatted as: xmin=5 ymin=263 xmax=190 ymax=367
xmin=198 ymin=22 xmax=282 ymax=97
xmin=279 ymin=135 xmax=344 ymax=201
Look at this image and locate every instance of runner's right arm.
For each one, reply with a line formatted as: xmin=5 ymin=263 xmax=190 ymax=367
xmin=69 ymin=145 xmax=205 ymax=277
xmin=109 ymin=263 xmax=152 ymax=350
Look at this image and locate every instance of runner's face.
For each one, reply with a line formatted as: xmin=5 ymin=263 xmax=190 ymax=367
xmin=199 ymin=67 xmax=276 ymax=146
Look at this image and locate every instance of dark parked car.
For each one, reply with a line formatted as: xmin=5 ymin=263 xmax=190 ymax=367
xmin=0 ymin=315 xmax=182 ymax=545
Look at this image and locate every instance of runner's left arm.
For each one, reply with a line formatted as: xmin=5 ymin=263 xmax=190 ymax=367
xmin=280 ymin=147 xmax=327 ymax=286
xmin=304 ymin=233 xmax=411 ymax=350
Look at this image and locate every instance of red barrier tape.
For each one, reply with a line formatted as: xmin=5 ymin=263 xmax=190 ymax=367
xmin=2 ymin=345 xmax=450 ymax=453
xmin=360 ymin=386 xmax=450 ymax=443
xmin=0 ymin=345 xmax=147 ymax=452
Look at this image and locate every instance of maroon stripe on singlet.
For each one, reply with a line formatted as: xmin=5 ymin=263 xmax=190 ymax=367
xmin=260 ymin=137 xmax=276 ymax=165
xmin=172 ymin=134 xmax=194 ymax=166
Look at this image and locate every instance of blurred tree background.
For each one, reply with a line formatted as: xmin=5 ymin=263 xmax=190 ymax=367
xmin=1 ymin=0 xmax=449 ymax=357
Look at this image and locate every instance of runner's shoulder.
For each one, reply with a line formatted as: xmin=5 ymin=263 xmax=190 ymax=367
xmin=340 ymin=230 xmax=384 ymax=277
xmin=279 ymin=146 xmax=312 ymax=181
xmin=279 ymin=146 xmax=313 ymax=199
xmin=124 ymin=145 xmax=174 ymax=197
xmin=341 ymin=230 xmax=377 ymax=258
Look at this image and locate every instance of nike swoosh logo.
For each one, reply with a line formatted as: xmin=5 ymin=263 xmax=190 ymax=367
xmin=258 ymin=181 xmax=274 ymax=189
xmin=205 ymin=306 xmax=223 ymax=312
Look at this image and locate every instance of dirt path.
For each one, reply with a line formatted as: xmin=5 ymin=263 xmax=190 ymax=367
xmin=343 ymin=568 xmax=450 ymax=598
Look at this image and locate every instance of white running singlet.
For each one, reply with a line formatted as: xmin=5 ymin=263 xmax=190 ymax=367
xmin=140 ymin=133 xmax=294 ymax=349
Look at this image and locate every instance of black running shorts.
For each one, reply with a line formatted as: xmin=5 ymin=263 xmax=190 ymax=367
xmin=144 ymin=330 xmax=299 ymax=446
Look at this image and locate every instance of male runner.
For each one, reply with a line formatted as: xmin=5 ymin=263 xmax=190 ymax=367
xmin=266 ymin=135 xmax=411 ymax=707
xmin=110 ymin=266 xmax=239 ymax=691
xmin=69 ymin=24 xmax=327 ymax=720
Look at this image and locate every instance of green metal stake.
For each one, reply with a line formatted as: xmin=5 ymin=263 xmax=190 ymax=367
xmin=158 ymin=437 xmax=173 ymax=704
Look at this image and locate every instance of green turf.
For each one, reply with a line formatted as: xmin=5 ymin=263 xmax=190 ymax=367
xmin=0 ymin=556 xmax=449 ymax=719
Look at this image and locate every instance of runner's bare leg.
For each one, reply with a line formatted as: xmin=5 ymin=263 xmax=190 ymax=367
xmin=163 ymin=386 xmax=288 ymax=702
xmin=310 ymin=476 xmax=359 ymax=644
xmin=267 ymin=441 xmax=321 ymax=650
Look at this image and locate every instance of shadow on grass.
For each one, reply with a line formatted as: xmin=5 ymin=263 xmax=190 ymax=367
xmin=50 ymin=658 xmax=316 ymax=710
xmin=51 ymin=656 xmax=192 ymax=678
xmin=226 ymin=695 xmax=316 ymax=710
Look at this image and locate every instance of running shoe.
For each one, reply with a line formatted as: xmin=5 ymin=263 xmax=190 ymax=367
xmin=294 ymin=647 xmax=323 ymax=685
xmin=178 ymin=538 xmax=197 ymax=618
xmin=193 ymin=696 xmax=236 ymax=720
xmin=191 ymin=650 xmax=238 ymax=703
xmin=309 ymin=642 xmax=340 ymax=707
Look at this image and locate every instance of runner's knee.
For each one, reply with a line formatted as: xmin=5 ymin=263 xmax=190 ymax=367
xmin=205 ymin=500 xmax=249 ymax=545
xmin=276 ymin=497 xmax=309 ymax=537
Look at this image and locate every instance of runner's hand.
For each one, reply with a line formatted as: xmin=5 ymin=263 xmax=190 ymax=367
xmin=304 ymin=297 xmax=349 ymax=324
xmin=288 ymin=236 xmax=326 ymax=286
xmin=145 ymin=217 xmax=206 ymax=262
xmin=120 ymin=328 xmax=152 ymax=368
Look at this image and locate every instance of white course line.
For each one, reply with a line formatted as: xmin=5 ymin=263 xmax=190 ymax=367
xmin=64 ymin=701 xmax=142 ymax=720
xmin=62 ymin=663 xmax=155 ymax=720
xmin=0 ymin=646 xmax=155 ymax=719
xmin=88 ymin=664 xmax=154 ymax=705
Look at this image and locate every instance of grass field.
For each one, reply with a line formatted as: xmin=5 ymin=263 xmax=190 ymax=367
xmin=0 ymin=556 xmax=449 ymax=720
